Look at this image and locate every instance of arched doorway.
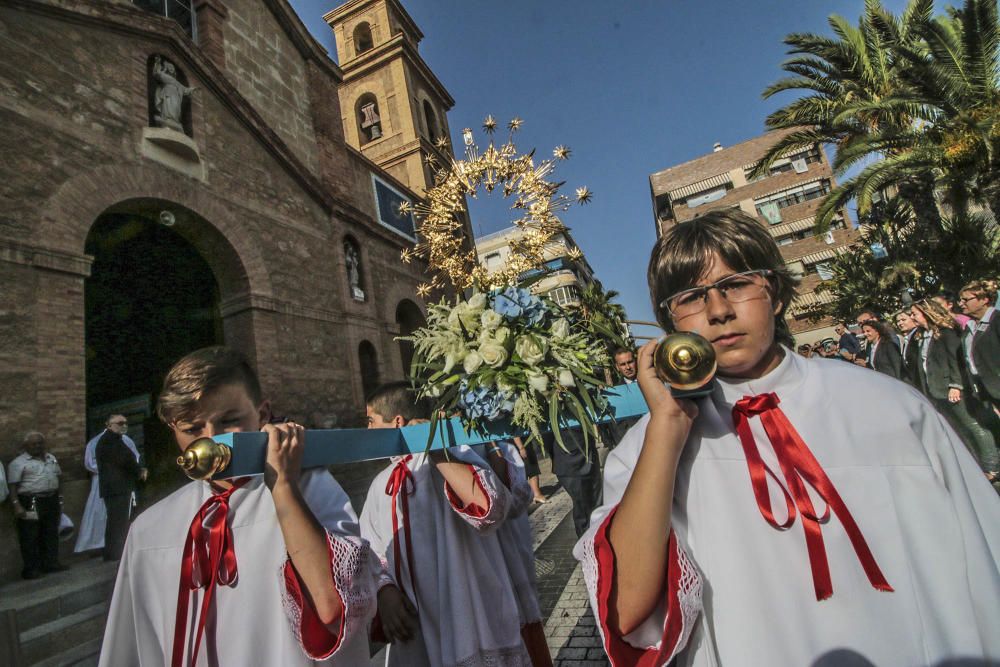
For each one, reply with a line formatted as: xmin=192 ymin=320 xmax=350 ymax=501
xmin=84 ymin=199 xmax=246 ymax=494
xmin=395 ymin=299 xmax=426 ymax=378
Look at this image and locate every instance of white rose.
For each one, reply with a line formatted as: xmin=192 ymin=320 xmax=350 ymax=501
xmin=550 ymin=318 xmax=570 ymax=339
xmin=494 ymin=326 xmax=511 ymax=344
xmin=526 ymin=369 xmax=549 ymax=393
xmin=447 ymin=303 xmax=466 ymax=330
xmin=515 ymin=334 xmax=548 ymax=366
xmin=463 ymin=350 xmax=484 ymax=374
xmin=467 ymin=292 xmax=487 ymax=311
xmin=558 ymin=369 xmax=575 ymax=387
xmin=479 ymin=341 xmax=508 ymax=368
xmin=480 ymin=309 xmax=502 ymax=330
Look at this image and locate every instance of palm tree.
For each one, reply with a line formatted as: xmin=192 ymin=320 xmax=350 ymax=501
xmin=754 ymin=0 xmax=938 ymax=230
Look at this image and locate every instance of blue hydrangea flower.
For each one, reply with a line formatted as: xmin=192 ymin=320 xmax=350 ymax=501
xmin=457 ymin=382 xmax=514 ymax=421
xmin=491 ymin=287 xmax=547 ymax=326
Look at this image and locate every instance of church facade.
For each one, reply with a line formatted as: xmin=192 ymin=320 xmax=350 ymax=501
xmin=0 ymin=0 xmax=453 ymax=579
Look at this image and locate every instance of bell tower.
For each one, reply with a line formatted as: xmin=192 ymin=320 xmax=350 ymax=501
xmin=325 ymin=0 xmax=455 ymax=196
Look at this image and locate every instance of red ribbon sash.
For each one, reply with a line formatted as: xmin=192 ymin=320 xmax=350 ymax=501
xmin=733 ymin=393 xmax=893 ymax=600
xmin=385 ymin=456 xmax=418 ymax=601
xmin=171 ymin=478 xmax=248 ymax=667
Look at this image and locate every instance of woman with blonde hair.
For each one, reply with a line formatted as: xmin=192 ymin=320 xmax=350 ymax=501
xmin=911 ymin=299 xmax=999 ymax=478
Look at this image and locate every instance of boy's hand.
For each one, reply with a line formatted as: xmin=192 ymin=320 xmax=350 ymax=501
xmin=637 ymin=339 xmax=699 ymax=424
xmin=377 ymin=585 xmax=419 ymax=642
xmin=262 ymin=422 xmax=305 ymax=490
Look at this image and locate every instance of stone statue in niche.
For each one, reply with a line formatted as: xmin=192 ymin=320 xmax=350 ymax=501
xmin=152 ymin=56 xmax=194 ymax=133
xmin=345 ymin=242 xmax=365 ymax=301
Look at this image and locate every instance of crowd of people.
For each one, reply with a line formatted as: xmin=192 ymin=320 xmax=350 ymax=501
xmin=796 ymin=280 xmax=1000 ymax=482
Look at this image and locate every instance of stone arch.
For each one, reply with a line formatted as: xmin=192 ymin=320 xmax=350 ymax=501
xmin=353 ymin=21 xmax=374 ymax=54
xmin=355 ymin=92 xmax=383 ymax=145
xmin=36 ymin=162 xmax=273 ymax=298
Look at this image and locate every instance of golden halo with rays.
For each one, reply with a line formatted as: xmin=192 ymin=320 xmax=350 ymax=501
xmin=402 ymin=116 xmax=593 ymax=294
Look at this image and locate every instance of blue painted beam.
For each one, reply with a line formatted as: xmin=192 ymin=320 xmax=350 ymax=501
xmin=208 ymin=382 xmax=649 ymax=478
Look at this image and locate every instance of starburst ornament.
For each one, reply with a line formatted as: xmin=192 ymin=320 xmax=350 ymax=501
xmin=402 ymin=116 xmax=593 ymax=294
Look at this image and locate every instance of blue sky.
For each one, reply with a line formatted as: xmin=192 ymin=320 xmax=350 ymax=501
xmin=288 ymin=0 xmax=915 ymax=335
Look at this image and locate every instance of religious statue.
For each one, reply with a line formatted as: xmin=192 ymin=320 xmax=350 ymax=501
xmin=345 ymin=241 xmax=365 ymax=301
xmin=152 ymin=56 xmax=194 ymax=134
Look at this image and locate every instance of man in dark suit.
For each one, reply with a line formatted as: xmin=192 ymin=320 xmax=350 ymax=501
xmin=960 ymin=283 xmax=1000 ymax=414
xmin=96 ymin=414 xmax=141 ymax=561
xmin=896 ymin=311 xmax=923 ymax=388
xmin=542 ymin=428 xmax=601 ymax=537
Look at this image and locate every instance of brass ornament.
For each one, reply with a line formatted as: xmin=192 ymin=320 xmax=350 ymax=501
xmin=403 ymin=116 xmax=593 ymax=293
xmin=176 ymin=437 xmax=232 ymax=481
xmin=654 ymin=332 xmax=717 ymax=394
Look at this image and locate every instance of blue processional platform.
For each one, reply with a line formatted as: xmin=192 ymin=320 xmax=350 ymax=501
xmin=208 ymin=382 xmax=650 ymax=479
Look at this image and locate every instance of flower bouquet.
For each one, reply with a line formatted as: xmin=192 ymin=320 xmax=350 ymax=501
xmin=405 ymin=286 xmax=610 ymax=452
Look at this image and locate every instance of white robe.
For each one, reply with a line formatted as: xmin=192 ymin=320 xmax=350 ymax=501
xmin=99 ymin=469 xmax=376 ymax=666
xmin=360 ymin=446 xmax=532 ymax=667
xmin=575 ymin=349 xmax=1000 ymax=667
xmin=473 ymin=442 xmax=542 ymax=626
xmin=74 ymin=430 xmax=140 ymax=553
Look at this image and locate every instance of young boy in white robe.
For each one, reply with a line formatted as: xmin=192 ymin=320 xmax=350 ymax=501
xmin=360 ymin=382 xmax=532 ymax=667
xmin=99 ymin=346 xmax=376 ymax=666
xmin=575 ymin=209 xmax=1000 ymax=667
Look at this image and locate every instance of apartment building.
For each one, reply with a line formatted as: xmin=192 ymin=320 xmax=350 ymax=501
xmin=475 ymin=227 xmax=595 ymax=307
xmin=649 ymin=129 xmax=860 ymax=343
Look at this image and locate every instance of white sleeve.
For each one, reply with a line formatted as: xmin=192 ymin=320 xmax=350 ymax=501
xmin=275 ymin=469 xmax=378 ymax=661
xmin=98 ymin=540 xmax=141 ymax=667
xmin=358 ymin=470 xmax=397 ymax=592
xmin=84 ymin=436 xmax=99 ymax=474
xmin=573 ymin=416 xmax=703 ymax=667
xmin=923 ymin=406 xmax=1000 ymax=647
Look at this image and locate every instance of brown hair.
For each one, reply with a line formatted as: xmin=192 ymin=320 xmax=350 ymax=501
xmin=366 ymin=381 xmax=430 ymax=424
xmin=156 ymin=346 xmax=263 ymax=423
xmin=860 ymin=319 xmax=894 ymax=341
xmin=647 ymin=209 xmax=798 ymax=347
xmin=959 ymin=278 xmax=998 ymax=306
xmin=912 ymin=299 xmax=957 ymax=339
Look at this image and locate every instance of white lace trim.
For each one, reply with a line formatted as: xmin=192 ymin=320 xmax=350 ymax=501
xmin=446 ymin=466 xmax=509 ymax=532
xmin=453 ymin=644 xmax=533 ymax=667
xmin=579 ymin=513 xmax=703 ymax=666
xmin=277 ymin=531 xmax=376 ymax=660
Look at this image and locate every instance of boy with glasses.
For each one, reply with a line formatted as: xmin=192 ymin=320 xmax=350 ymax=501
xmin=574 ymin=210 xmax=1000 ymax=666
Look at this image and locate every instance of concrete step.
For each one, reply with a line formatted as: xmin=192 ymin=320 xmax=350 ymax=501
xmin=0 ymin=559 xmax=116 ymax=634
xmin=19 ymin=604 xmax=107 ymax=666
xmin=30 ymin=637 xmax=101 ymax=667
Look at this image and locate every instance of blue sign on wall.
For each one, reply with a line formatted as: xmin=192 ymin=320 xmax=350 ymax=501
xmin=373 ymin=176 xmax=416 ymax=240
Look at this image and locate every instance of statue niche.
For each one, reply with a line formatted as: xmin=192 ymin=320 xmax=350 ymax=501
xmin=344 ymin=239 xmax=365 ymax=301
xmin=148 ymin=55 xmax=194 ymax=136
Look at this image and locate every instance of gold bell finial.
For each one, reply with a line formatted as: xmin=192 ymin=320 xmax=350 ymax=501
xmin=653 ymin=332 xmax=717 ymax=397
xmin=176 ymin=437 xmax=232 ymax=481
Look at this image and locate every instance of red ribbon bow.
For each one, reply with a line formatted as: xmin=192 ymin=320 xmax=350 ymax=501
xmin=385 ymin=456 xmax=418 ymax=601
xmin=733 ymin=393 xmax=893 ymax=600
xmin=172 ymin=479 xmax=248 ymax=667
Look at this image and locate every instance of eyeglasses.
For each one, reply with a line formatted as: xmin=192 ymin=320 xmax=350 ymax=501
xmin=660 ymin=270 xmax=774 ymax=319
xmin=958 ymin=295 xmax=981 ymax=304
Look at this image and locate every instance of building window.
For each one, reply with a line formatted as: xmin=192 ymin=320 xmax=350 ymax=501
xmin=683 ymin=185 xmax=730 ymax=209
xmin=422 ymin=100 xmax=439 ymax=142
xmin=354 ymin=22 xmax=374 ymax=54
xmin=358 ymin=341 xmax=379 ymax=399
xmin=777 ymin=236 xmax=794 ymax=246
xmin=372 ymin=175 xmax=416 ymax=240
xmin=356 ymin=93 xmax=382 ymax=144
xmin=744 ymin=146 xmax=822 ymax=181
xmin=755 ymin=180 xmax=831 ymax=217
xmin=134 ymin=0 xmax=195 ymax=38
xmin=815 ymin=263 xmax=834 ymax=280
xmin=547 ymin=285 xmax=580 ymax=307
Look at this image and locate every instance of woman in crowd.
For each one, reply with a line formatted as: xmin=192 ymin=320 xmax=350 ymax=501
xmin=894 ymin=310 xmax=922 ymax=388
xmin=911 ymin=299 xmax=999 ymax=479
xmin=860 ymin=319 xmax=903 ymax=380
